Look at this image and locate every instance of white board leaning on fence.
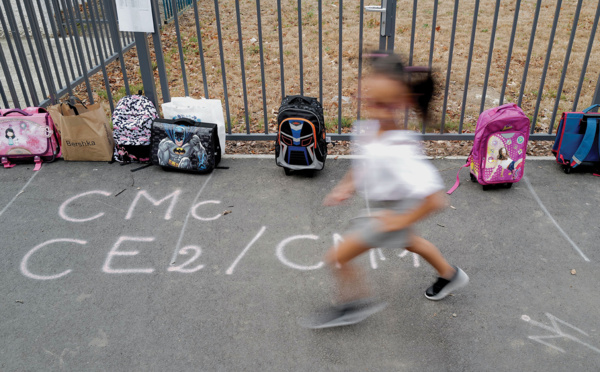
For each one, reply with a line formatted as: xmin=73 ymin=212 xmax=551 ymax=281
xmin=115 ymin=0 xmax=155 ymax=33
xmin=162 ymin=97 xmax=227 ymax=155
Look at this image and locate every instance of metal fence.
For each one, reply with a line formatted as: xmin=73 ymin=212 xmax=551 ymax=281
xmin=1 ymin=0 xmax=599 ymax=142
xmin=0 ymin=0 xmax=135 ymax=112
xmin=160 ymin=0 xmax=195 ymax=24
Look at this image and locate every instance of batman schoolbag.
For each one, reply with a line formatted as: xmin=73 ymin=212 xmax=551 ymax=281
xmin=151 ymin=118 xmax=222 ymax=174
xmin=112 ymin=94 xmax=158 ymax=163
xmin=275 ymin=95 xmax=327 ymax=175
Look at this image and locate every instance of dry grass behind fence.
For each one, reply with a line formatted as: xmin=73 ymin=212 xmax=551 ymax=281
xmin=81 ymin=0 xmax=600 ymax=143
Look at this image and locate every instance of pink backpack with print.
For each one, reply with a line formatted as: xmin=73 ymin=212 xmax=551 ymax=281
xmin=0 ymin=107 xmax=61 ymax=171
xmin=448 ymin=104 xmax=530 ymax=193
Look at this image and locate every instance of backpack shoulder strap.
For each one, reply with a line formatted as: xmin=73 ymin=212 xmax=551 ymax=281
xmin=571 ymin=117 xmax=598 ymax=168
xmin=447 ymin=158 xmax=472 ymax=195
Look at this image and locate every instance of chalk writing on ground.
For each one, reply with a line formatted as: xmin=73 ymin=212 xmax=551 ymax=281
xmin=20 ymin=189 xmax=422 ymax=280
xmin=522 ymin=313 xmax=600 ymax=355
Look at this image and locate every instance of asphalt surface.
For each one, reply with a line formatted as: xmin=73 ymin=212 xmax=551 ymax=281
xmin=1 ymin=157 xmax=599 ymax=372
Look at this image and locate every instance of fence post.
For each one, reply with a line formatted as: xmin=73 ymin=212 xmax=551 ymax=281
xmin=152 ymin=0 xmax=170 ymax=103
xmin=135 ymin=32 xmax=158 ymax=109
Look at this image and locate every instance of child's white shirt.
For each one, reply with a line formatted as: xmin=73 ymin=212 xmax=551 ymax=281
xmin=352 ymin=120 xmax=444 ymax=201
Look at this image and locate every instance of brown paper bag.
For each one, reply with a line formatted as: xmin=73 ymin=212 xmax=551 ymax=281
xmin=48 ymin=102 xmax=114 ymax=161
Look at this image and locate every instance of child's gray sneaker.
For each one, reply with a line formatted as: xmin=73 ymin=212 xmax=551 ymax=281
xmin=299 ymin=298 xmax=388 ymax=329
xmin=425 ymin=266 xmax=469 ymax=301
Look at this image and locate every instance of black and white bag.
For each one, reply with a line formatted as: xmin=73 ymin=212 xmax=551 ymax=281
xmin=112 ymin=94 xmax=158 ymax=163
xmin=151 ymin=118 xmax=222 ymax=174
xmin=275 ymin=95 xmax=327 ymax=175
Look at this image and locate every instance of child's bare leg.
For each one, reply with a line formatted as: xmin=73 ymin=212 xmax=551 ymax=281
xmin=406 ymin=235 xmax=455 ymax=279
xmin=325 ymin=234 xmax=372 ymax=303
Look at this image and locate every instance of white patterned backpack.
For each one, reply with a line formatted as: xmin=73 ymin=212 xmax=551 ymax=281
xmin=112 ymin=94 xmax=158 ymax=163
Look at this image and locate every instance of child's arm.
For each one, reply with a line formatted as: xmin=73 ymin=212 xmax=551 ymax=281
xmin=323 ymin=170 xmax=356 ymax=206
xmin=375 ymin=191 xmax=448 ymax=232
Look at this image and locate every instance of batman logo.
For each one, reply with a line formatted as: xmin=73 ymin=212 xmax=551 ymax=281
xmin=173 ymin=147 xmax=186 ymax=155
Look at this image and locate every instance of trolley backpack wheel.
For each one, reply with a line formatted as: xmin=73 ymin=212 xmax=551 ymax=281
xmin=470 ymin=173 xmax=477 ymax=182
xmin=284 ymin=168 xmax=293 ymax=176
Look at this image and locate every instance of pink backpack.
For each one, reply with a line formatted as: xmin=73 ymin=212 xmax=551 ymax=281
xmin=448 ymin=103 xmax=530 ymax=193
xmin=1 ymin=107 xmax=61 ymax=171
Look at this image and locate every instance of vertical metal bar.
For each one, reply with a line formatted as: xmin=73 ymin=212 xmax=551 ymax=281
xmin=97 ymin=0 xmax=114 ymax=55
xmin=103 ymin=0 xmax=130 ymax=96
xmin=440 ymin=0 xmax=460 ymax=133
xmin=63 ymin=1 xmax=83 ymax=77
xmin=70 ymin=0 xmax=97 ymax=77
xmin=0 ymin=37 xmax=20 ymax=108
xmin=15 ymin=0 xmax=47 ymax=99
xmin=549 ymin=0 xmax=583 ymax=133
xmin=79 ymin=0 xmax=100 ymax=67
xmin=531 ymin=0 xmax=562 ymax=134
xmin=92 ymin=0 xmax=112 ymax=65
xmin=386 ymin=0 xmax=397 ymax=52
xmin=135 ymin=32 xmax=158 ymax=109
xmin=409 ymin=0 xmax=417 ymax=64
xmin=428 ymin=0 xmax=438 ymax=69
xmin=0 ymin=79 xmax=8 ymax=108
xmin=573 ymin=2 xmax=600 ymax=111
xmin=256 ymin=0 xmax=268 ymax=134
xmin=234 ymin=0 xmax=250 ymax=133
xmin=298 ymin=0 xmax=304 ymax=95
xmin=61 ymin=0 xmax=94 ymax=102
xmin=593 ymin=72 xmax=600 ymax=110
xmin=48 ymin=0 xmax=77 ymax=87
xmin=4 ymin=2 xmax=36 ymax=106
xmin=518 ymin=0 xmax=542 ymax=107
xmin=338 ymin=0 xmax=343 ymax=134
xmin=214 ymin=0 xmax=231 ymax=133
xmin=152 ymin=0 xmax=170 ymax=102
xmin=88 ymin=0 xmax=114 ymax=112
xmin=277 ymin=0 xmax=285 ymax=100
xmin=171 ymin=0 xmax=189 ymax=96
xmin=318 ymin=0 xmax=323 ymax=105
xmin=379 ymin=0 xmax=386 ymax=50
xmin=405 ymin=0 xmax=417 ymax=129
xmin=192 ymin=0 xmax=209 ymax=98
xmin=0 ymin=6 xmax=25 ymax=108
xmin=24 ymin=0 xmax=57 ymax=106
xmin=500 ymin=0 xmax=521 ymax=106
xmin=479 ymin=0 xmax=501 ymax=114
xmin=36 ymin=0 xmax=63 ymax=90
xmin=458 ymin=0 xmax=480 ymax=133
xmin=357 ymin=0 xmax=365 ymax=121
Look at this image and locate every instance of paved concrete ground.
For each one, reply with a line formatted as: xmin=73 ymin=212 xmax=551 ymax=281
xmin=1 ymin=157 xmax=599 ymax=371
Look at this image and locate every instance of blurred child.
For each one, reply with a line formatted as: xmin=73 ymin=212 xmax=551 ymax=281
xmin=303 ymin=52 xmax=469 ymax=329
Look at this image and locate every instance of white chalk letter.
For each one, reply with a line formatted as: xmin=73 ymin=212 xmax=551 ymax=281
xmin=21 ymin=238 xmax=87 ymax=280
xmin=191 ymin=200 xmax=222 ymax=221
xmin=276 ymin=235 xmax=324 ymax=271
xmin=102 ymin=236 xmax=155 ymax=274
xmin=59 ymin=190 xmax=111 ymax=222
xmin=167 ymin=245 xmax=205 ymax=273
xmin=125 ymin=190 xmax=181 ymax=220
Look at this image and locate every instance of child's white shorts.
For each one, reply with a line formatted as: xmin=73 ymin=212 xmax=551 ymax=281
xmin=349 ymin=199 xmax=421 ymax=249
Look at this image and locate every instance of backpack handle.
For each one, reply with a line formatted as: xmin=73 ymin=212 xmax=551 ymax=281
xmin=582 ymin=104 xmax=600 ymax=113
xmin=286 ymin=95 xmax=317 ymax=105
xmin=491 ymin=103 xmax=519 ymax=114
xmin=2 ymin=108 xmax=31 ymax=117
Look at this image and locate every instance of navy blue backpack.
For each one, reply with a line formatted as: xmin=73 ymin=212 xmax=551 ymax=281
xmin=552 ymin=104 xmax=600 ymax=175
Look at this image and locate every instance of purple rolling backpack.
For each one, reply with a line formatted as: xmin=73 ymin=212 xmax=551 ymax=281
xmin=448 ymin=103 xmax=530 ymax=193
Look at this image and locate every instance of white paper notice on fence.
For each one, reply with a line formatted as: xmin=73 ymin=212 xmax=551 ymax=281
xmin=115 ymin=0 xmax=155 ymax=33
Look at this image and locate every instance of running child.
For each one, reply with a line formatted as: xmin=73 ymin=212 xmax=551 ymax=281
xmin=301 ymin=52 xmax=469 ymax=329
